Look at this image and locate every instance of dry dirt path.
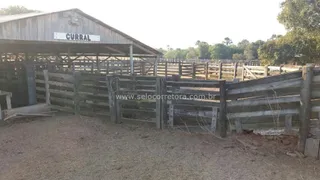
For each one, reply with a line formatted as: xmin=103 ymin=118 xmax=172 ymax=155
xmin=0 ymin=115 xmax=319 ymax=180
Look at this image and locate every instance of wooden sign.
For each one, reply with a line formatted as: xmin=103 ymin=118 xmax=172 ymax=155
xmin=53 ymin=32 xmax=100 ymax=42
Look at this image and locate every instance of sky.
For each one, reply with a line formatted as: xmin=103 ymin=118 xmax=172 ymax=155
xmin=0 ymin=0 xmax=287 ymax=49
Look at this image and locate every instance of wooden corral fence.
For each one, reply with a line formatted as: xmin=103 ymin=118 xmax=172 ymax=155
xmin=32 ymin=64 xmax=320 ymax=154
xmin=59 ymin=60 xmax=302 ymax=81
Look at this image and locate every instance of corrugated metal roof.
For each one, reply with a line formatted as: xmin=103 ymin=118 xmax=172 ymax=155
xmin=0 ymin=8 xmax=161 ymax=56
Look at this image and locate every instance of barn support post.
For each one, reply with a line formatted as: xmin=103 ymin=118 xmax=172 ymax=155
xmin=25 ymin=58 xmax=37 ymax=105
xmin=130 ymin=44 xmax=134 ymax=75
xmin=298 ymin=63 xmax=314 ymax=153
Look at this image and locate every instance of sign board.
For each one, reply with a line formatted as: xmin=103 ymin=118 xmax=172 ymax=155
xmin=53 ymin=32 xmax=100 ymax=42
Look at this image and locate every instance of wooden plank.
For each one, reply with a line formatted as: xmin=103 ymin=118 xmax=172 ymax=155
xmin=36 ymin=87 xmax=74 ymax=97
xmin=227 ymin=95 xmax=300 ymax=107
xmin=228 ymin=78 xmax=302 ymax=96
xmin=36 ymin=79 xmax=74 ymax=89
xmin=47 ymin=72 xmax=74 ymax=82
xmin=3 ymin=103 xmax=50 ymax=118
xmin=167 ymin=81 xmax=220 ymax=88
xmin=228 ymin=71 xmax=302 ymax=90
xmin=173 ymin=99 xmax=220 ymax=107
xmin=298 ymin=64 xmax=314 ymax=153
xmin=243 ymin=65 xmax=257 ymax=79
xmin=227 ymin=109 xmax=299 ymax=119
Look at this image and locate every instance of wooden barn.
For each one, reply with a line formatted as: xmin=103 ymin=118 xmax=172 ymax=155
xmin=0 ymin=8 xmax=161 ymax=107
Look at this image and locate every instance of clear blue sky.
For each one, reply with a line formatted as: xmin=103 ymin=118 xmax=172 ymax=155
xmin=0 ymin=0 xmax=287 ymax=49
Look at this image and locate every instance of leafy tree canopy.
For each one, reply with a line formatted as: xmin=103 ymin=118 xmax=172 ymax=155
xmin=0 ymin=5 xmax=40 ymax=15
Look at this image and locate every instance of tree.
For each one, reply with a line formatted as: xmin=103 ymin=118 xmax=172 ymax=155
xmin=223 ymin=37 xmax=233 ymax=46
xmin=196 ymin=41 xmax=211 ymax=59
xmin=210 ymin=44 xmax=232 ymax=59
xmin=186 ymin=47 xmax=199 ymax=59
xmin=232 ymin=53 xmax=246 ymax=60
xmin=237 ymin=39 xmax=250 ymax=50
xmin=259 ymin=0 xmax=320 ymax=65
xmin=278 ymin=0 xmax=320 ymax=31
xmin=0 ymin=5 xmax=40 ymax=15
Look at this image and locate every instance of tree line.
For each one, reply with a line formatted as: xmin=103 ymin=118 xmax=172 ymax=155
xmin=160 ymin=0 xmax=320 ymax=65
xmin=159 ymin=38 xmax=265 ymax=61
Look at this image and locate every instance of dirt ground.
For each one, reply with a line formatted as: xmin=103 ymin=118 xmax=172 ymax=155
xmin=0 ymin=115 xmax=320 ymax=180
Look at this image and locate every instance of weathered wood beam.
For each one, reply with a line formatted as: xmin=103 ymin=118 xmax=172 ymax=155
xmin=298 ymin=64 xmax=314 ymax=153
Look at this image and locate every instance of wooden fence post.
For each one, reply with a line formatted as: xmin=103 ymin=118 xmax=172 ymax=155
xmin=179 ymin=61 xmax=182 ymax=76
xmin=233 ymin=62 xmax=238 ymax=79
xmin=298 ymin=64 xmax=314 ymax=153
xmin=156 ymin=77 xmax=162 ymax=129
xmin=264 ymin=65 xmax=269 ymax=77
xmin=218 ymin=63 xmax=222 ymax=79
xmin=43 ymin=70 xmax=51 ymax=105
xmin=165 ymin=61 xmax=168 ymax=78
xmin=218 ymin=80 xmax=227 ymax=137
xmin=241 ymin=64 xmax=245 ymax=81
xmin=191 ymin=62 xmax=195 ymax=79
xmin=73 ymin=71 xmax=81 ymax=115
xmin=205 ymin=62 xmax=209 ymax=80
xmin=106 ymin=75 xmax=120 ymax=123
xmin=161 ymin=78 xmax=167 ymax=129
